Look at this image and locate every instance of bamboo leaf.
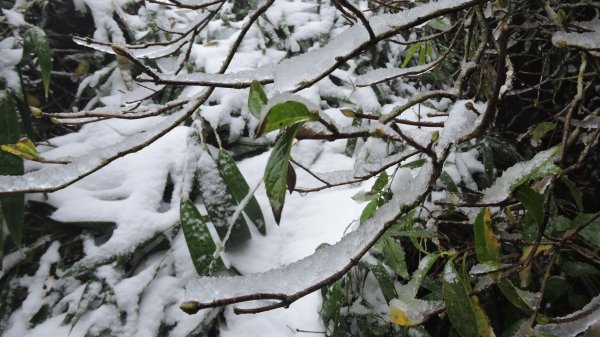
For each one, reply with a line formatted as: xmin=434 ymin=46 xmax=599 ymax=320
xmin=474 ymin=207 xmax=500 ymax=263
xmin=180 ymin=199 xmax=225 ymax=275
xmin=216 ymin=149 xmax=266 ymax=235
xmin=248 ymin=80 xmax=268 ymax=119
xmin=440 ymin=171 xmax=458 ymax=193
xmin=264 ymin=124 xmax=300 ymax=223
xmin=515 ymin=185 xmax=544 ymax=226
xmin=256 ymin=100 xmax=318 ymax=137
xmin=442 ymin=260 xmax=479 ymax=337
xmin=0 ymin=92 xmax=24 ymax=246
xmin=24 ymin=27 xmax=52 ymax=98
xmin=364 ymin=262 xmax=398 ymax=303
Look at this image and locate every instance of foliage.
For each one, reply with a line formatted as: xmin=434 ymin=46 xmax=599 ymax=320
xmin=1 ymin=0 xmax=600 ymax=336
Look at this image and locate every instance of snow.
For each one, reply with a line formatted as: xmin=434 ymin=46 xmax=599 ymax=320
xmin=480 ymin=146 xmax=560 ymax=204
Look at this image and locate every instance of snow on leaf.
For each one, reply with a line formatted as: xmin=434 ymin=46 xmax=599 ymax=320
xmin=480 ymin=146 xmax=561 ymax=204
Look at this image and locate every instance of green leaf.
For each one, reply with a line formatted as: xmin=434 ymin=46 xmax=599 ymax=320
xmin=195 ymin=150 xmax=251 ymax=249
xmin=0 ymin=92 xmax=24 ymax=247
xmin=216 ymin=149 xmax=266 ymax=235
xmin=561 ymin=176 xmax=583 ymax=212
xmin=256 ymin=100 xmax=318 ymax=137
xmin=264 ymin=124 xmax=300 ymax=223
xmin=532 ymin=122 xmax=555 ymax=143
xmin=561 ymin=261 xmax=600 ymax=277
xmin=248 ymin=80 xmax=268 ymax=119
xmin=376 ymin=236 xmax=409 ymax=279
xmin=481 ymin=142 xmax=494 ymax=185
xmin=474 ymin=207 xmax=500 ymax=263
xmin=400 ymin=158 xmax=426 ymax=169
xmin=180 ymin=199 xmax=225 ymax=275
xmin=440 ymin=171 xmax=458 ymax=193
xmin=372 ymin=171 xmax=389 ymax=192
xmin=575 ymin=213 xmax=600 ymax=247
xmin=497 ymin=280 xmax=534 ymax=315
xmin=515 ymin=185 xmax=544 ymax=226
xmin=24 ymin=27 xmax=52 ymax=98
xmin=359 ymin=199 xmax=378 ymax=224
xmin=402 ymin=42 xmax=421 ymax=68
xmin=321 ymin=282 xmax=343 ymax=324
xmin=442 ymin=260 xmax=479 ymax=337
xmin=364 ymin=262 xmax=398 ymax=303
xmin=351 ymin=190 xmax=378 ymax=202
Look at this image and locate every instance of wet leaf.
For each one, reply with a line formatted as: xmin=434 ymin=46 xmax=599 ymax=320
xmin=24 ymin=27 xmax=52 ymax=98
xmin=180 ymin=199 xmax=225 ymax=275
xmin=256 ymin=100 xmax=318 ymax=137
xmin=264 ymin=124 xmax=300 ymax=223
xmin=216 ymin=149 xmax=266 ymax=235
xmin=515 ymin=185 xmax=544 ymax=226
xmin=248 ymin=80 xmax=268 ymax=119
xmin=442 ymin=260 xmax=479 ymax=337
xmin=364 ymin=262 xmax=398 ymax=303
xmin=474 ymin=207 xmax=500 ymax=263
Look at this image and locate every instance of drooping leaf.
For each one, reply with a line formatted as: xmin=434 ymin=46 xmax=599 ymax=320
xmin=264 ymin=123 xmax=300 ymax=223
xmin=474 ymin=207 xmax=500 ymax=263
xmin=24 ymin=27 xmax=52 ymax=98
xmin=195 ymin=150 xmax=251 ymax=248
xmin=359 ymin=199 xmax=378 ymax=225
xmin=496 ymin=279 xmax=534 ymax=315
xmin=561 ymin=261 xmax=600 ymax=277
xmin=402 ymin=42 xmax=422 ymax=68
xmin=515 ymin=185 xmax=544 ymax=226
xmin=543 ymin=276 xmax=568 ymax=303
xmin=248 ymin=80 xmax=268 ymax=119
xmin=256 ymin=100 xmax=318 ymax=137
xmin=364 ymin=262 xmax=398 ymax=303
xmin=321 ymin=281 xmax=344 ymax=325
xmin=180 ymin=199 xmax=225 ymax=275
xmin=351 ymin=190 xmax=378 ymax=202
xmin=344 ymin=117 xmax=361 ymax=157
xmin=442 ymin=260 xmax=479 ymax=337
xmin=216 ymin=149 xmax=266 ymax=235
xmin=481 ymin=141 xmax=494 ymax=185
xmin=440 ymin=171 xmax=458 ymax=193
xmin=0 ymin=92 xmax=24 ymax=246
xmin=372 ymin=171 xmax=389 ymax=192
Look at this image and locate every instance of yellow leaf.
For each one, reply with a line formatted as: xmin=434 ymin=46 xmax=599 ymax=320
xmin=390 ymin=304 xmax=416 ymax=326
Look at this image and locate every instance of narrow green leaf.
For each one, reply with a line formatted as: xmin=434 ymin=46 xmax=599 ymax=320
xmin=372 ymin=171 xmax=389 ymax=192
xmin=195 ymin=150 xmax=251 ymax=248
xmin=351 ymin=190 xmax=378 ymax=202
xmin=400 ymin=158 xmax=426 ymax=169
xmin=474 ymin=207 xmax=500 ymax=263
xmin=0 ymin=92 xmax=24 ymax=247
xmin=402 ymin=42 xmax=421 ymax=68
xmin=515 ymin=185 xmax=544 ymax=226
xmin=256 ymin=100 xmax=318 ymax=137
xmin=321 ymin=282 xmax=344 ymax=325
xmin=365 ymin=262 xmax=398 ymax=303
xmin=287 ymin=163 xmax=296 ymax=193
xmin=359 ymin=199 xmax=378 ymax=224
xmin=497 ymin=280 xmax=534 ymax=315
xmin=264 ymin=123 xmax=300 ymax=223
xmin=561 ymin=176 xmax=583 ymax=212
xmin=481 ymin=142 xmax=494 ymax=184
xmin=248 ymin=80 xmax=268 ymax=119
xmin=440 ymin=171 xmax=458 ymax=193
xmin=180 ymin=199 xmax=225 ymax=275
xmin=561 ymin=261 xmax=600 ymax=277
xmin=24 ymin=27 xmax=52 ymax=98
xmin=442 ymin=260 xmax=479 ymax=337
xmin=216 ymin=149 xmax=266 ymax=235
